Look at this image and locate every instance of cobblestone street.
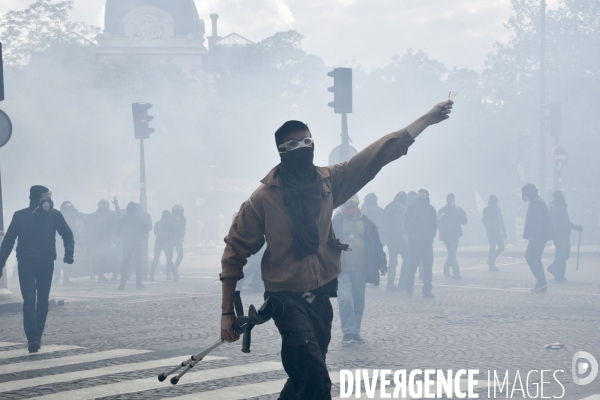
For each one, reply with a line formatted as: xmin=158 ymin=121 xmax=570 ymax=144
xmin=1 ymin=251 xmax=599 ymax=399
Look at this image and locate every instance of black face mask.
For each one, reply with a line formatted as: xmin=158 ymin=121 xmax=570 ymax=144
xmin=278 ymin=146 xmax=321 ymax=261
xmin=280 ymin=146 xmax=315 ymax=179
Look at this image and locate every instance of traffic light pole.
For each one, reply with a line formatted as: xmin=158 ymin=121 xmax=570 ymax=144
xmin=553 ymin=134 xmax=560 ymax=190
xmin=341 ymin=113 xmax=350 ymax=162
xmin=140 ymin=138 xmax=148 ymax=212
xmin=0 ymin=162 xmax=11 ymax=297
xmin=539 ymin=0 xmax=546 ymax=199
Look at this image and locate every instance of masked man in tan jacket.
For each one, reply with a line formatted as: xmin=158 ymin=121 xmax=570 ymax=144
xmin=220 ymin=99 xmax=453 ymax=399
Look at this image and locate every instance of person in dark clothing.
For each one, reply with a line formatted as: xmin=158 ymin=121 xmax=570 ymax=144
xmin=547 ymin=190 xmax=582 ymax=282
xmin=407 ymin=191 xmax=417 ymax=208
xmin=402 ymin=189 xmax=438 ymax=298
xmin=136 ymin=203 xmax=152 ymax=281
xmin=381 ymin=191 xmax=408 ymax=291
xmin=86 ymin=198 xmax=120 ymax=281
xmin=522 ymin=184 xmax=554 ymax=293
xmin=149 ymin=210 xmax=176 ymax=282
xmin=361 ymin=193 xmax=384 ymax=230
xmin=0 ymin=186 xmax=74 ymax=353
xmin=437 ymin=193 xmax=468 ymax=279
xmin=170 ymin=205 xmax=186 ymax=280
xmin=482 ymin=195 xmax=506 ymax=271
xmin=118 ymin=202 xmax=152 ymax=290
xmin=53 ymin=201 xmax=81 ymax=285
xmin=332 ymin=195 xmax=386 ymax=345
xmin=220 ymin=100 xmax=453 ymax=399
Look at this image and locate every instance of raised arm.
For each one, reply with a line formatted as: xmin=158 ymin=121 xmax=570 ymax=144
xmin=330 ymin=100 xmax=453 ymax=208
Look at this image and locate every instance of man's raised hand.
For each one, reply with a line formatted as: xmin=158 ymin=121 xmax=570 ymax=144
xmin=427 ymin=100 xmax=453 ymax=125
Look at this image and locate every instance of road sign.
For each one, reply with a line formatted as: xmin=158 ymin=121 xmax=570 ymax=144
xmin=0 ymin=109 xmax=12 ymax=148
xmin=329 ymin=144 xmax=358 ymax=165
xmin=552 ymin=145 xmax=568 ymax=169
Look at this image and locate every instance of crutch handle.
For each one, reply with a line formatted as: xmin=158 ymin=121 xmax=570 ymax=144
xmin=242 ymin=325 xmax=254 ymax=353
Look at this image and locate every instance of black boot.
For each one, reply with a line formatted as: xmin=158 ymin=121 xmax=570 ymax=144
xmin=28 ymin=341 xmax=40 ymax=353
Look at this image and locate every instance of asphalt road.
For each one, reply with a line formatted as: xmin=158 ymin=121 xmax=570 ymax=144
xmin=0 ymin=252 xmax=599 ymax=399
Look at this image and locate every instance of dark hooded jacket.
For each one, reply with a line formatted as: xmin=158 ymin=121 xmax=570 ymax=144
xmin=361 ymin=193 xmax=384 ymax=229
xmin=60 ymin=201 xmax=82 ymax=242
xmin=437 ymin=204 xmax=468 ymax=241
xmin=332 ymin=212 xmax=387 ymax=285
xmin=117 ymin=203 xmax=152 ymax=246
xmin=549 ymin=200 xmax=579 ymax=242
xmin=381 ymin=194 xmax=407 ymax=247
xmin=154 ymin=213 xmax=176 ymax=246
xmin=482 ymin=204 xmax=505 ymax=236
xmin=523 ymin=196 xmax=553 ymax=242
xmin=404 ymin=197 xmax=437 ymax=244
xmin=0 ymin=203 xmax=74 ymax=265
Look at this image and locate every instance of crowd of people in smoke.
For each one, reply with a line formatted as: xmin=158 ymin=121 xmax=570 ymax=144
xmin=0 ymin=181 xmax=584 ymax=352
xmin=331 ymin=184 xmax=582 ymax=345
xmin=7 ymin=196 xmax=187 ymax=290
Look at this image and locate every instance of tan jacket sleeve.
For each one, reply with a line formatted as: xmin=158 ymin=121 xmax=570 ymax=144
xmin=220 ymin=199 xmax=266 ymax=280
xmin=328 ymin=129 xmax=414 ymax=209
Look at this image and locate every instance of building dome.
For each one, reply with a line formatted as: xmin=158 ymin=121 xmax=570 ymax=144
xmin=104 ymin=0 xmax=202 ymax=38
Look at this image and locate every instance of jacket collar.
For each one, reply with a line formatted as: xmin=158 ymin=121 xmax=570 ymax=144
xmin=260 ymin=165 xmax=330 ymax=187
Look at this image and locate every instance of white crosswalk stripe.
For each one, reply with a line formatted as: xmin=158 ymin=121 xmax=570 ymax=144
xmin=0 ymin=345 xmax=81 ymax=360
xmin=163 ymin=371 xmax=342 ymax=400
xmin=580 ymin=396 xmax=600 ymax=400
xmin=0 ymin=355 xmax=224 ymax=393
xmin=0 ymin=342 xmax=20 ymax=348
xmin=0 ymin=343 xmax=354 ymax=400
xmin=0 ymin=348 xmax=150 ymax=375
xmin=29 ymin=361 xmax=283 ymax=400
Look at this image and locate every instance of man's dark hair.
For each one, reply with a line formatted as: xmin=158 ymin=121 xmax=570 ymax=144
xmin=522 ymin=183 xmax=538 ymax=197
xmin=274 ymin=120 xmax=310 ymax=146
xmin=30 ymin=185 xmax=49 ymax=201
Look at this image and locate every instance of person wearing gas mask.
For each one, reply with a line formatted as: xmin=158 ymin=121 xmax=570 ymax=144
xmin=220 ymin=99 xmax=453 ymax=399
xmin=437 ymin=193 xmax=468 ymax=279
xmin=53 ymin=201 xmax=81 ymax=284
xmin=381 ymin=191 xmax=408 ymax=291
xmin=149 ymin=210 xmax=176 ymax=282
xmin=521 ymin=184 xmax=553 ymax=293
xmin=0 ymin=186 xmax=74 ymax=353
xmin=86 ymin=198 xmax=120 ymax=281
xmin=117 ymin=202 xmax=152 ymax=290
xmin=402 ymin=189 xmax=438 ymax=297
xmin=332 ymin=195 xmax=387 ymax=345
xmin=170 ymin=205 xmax=186 ymax=280
xmin=482 ymin=195 xmax=506 ymax=271
xmin=547 ymin=190 xmax=582 ymax=282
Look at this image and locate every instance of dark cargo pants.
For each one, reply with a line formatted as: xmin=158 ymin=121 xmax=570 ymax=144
xmin=18 ymin=261 xmax=54 ymax=343
xmin=265 ymin=291 xmax=333 ymax=400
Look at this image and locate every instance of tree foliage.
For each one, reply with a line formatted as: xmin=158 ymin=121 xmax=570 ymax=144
xmin=0 ymin=0 xmax=100 ymax=66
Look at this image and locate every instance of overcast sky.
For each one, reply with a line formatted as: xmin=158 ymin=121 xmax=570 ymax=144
xmin=1 ymin=0 xmax=560 ymax=71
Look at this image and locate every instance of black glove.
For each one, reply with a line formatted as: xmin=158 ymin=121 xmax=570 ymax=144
xmin=63 ymin=256 xmax=74 ymax=265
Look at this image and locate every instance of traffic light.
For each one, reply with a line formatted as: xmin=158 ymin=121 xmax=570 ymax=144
xmin=1 ymin=43 xmax=5 ymax=102
xmin=327 ymin=68 xmax=352 ymax=114
xmin=542 ymin=102 xmax=561 ymax=137
xmin=132 ymin=102 xmax=154 ymax=139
